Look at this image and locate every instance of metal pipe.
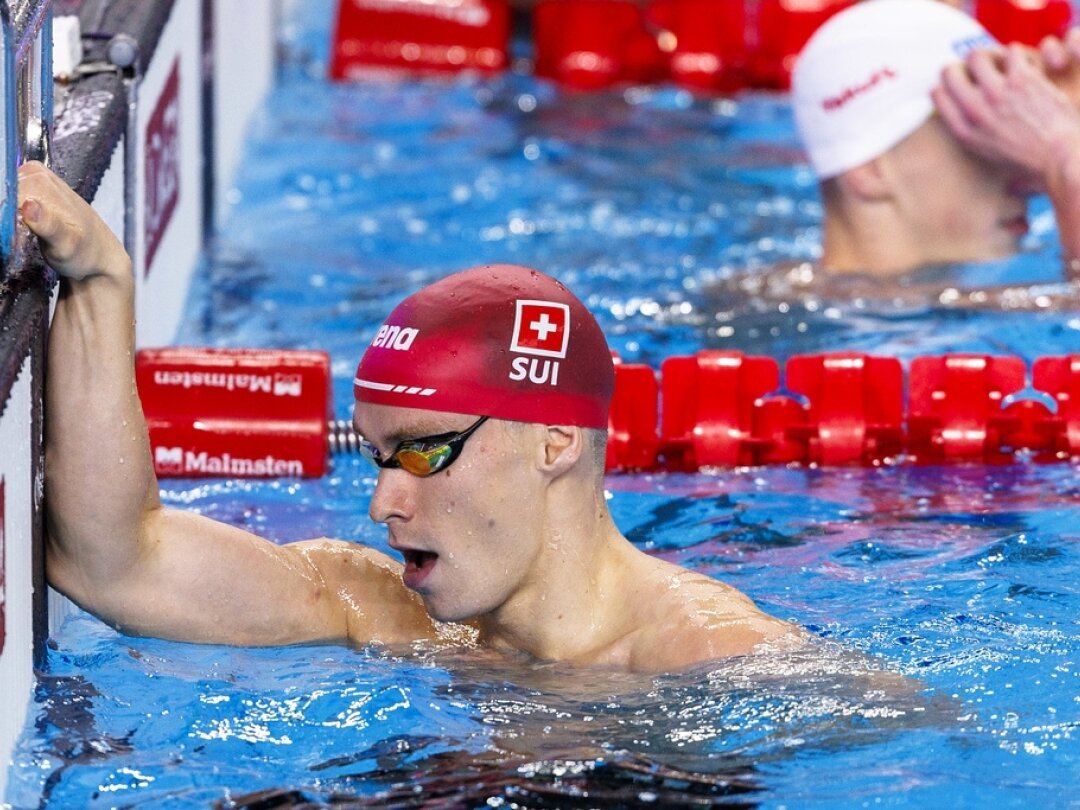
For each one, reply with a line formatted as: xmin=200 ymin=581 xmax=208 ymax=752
xmin=1 ymin=2 xmax=17 ymax=271
xmin=1 ymin=0 xmax=55 ymax=272
xmin=108 ymin=33 xmax=141 ymax=266
xmin=12 ymin=0 xmax=52 ymax=72
xmin=327 ymin=420 xmax=364 ymax=455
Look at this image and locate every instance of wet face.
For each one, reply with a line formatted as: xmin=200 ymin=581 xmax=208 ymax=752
xmin=887 ymin=116 xmax=1028 ymax=264
xmin=354 ymin=403 xmax=547 ymax=623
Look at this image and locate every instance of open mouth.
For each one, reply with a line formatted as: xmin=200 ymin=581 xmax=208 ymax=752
xmin=402 ymin=549 xmax=438 ymax=589
xmin=1001 ymin=213 xmax=1029 ymax=238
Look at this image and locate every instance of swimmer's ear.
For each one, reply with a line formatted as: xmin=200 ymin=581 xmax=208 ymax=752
xmin=538 ymin=425 xmax=584 ymax=478
xmin=839 ymin=157 xmax=893 ymax=202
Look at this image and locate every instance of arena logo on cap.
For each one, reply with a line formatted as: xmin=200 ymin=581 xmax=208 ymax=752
xmin=509 ymin=299 xmax=569 ymax=386
xmin=371 ymin=323 xmax=419 ymax=351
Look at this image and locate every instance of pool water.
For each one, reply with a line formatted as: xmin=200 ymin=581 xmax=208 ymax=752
xmin=8 ymin=2 xmax=1080 ymax=807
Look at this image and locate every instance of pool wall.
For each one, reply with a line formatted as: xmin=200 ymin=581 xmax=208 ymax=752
xmin=0 ymin=0 xmax=277 ymax=795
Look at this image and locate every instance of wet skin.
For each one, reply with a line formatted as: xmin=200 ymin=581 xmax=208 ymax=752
xmin=22 ymin=160 xmax=798 ymax=673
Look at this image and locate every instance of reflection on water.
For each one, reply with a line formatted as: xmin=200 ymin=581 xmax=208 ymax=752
xmin=12 ymin=465 xmax=1078 ymax=806
xmin=225 ymin=758 xmax=762 ymax=808
xmin=9 ymin=3 xmax=1080 ymax=807
xmin=227 ymin=754 xmax=764 ymax=808
xmin=25 ymin=618 xmax=956 ymax=809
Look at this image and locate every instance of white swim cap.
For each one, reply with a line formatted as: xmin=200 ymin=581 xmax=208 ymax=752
xmin=792 ymin=0 xmax=995 ymax=179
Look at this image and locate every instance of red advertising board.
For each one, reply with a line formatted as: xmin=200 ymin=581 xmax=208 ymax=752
xmin=144 ymin=59 xmax=181 ymax=275
xmin=136 ymin=348 xmax=332 ymax=478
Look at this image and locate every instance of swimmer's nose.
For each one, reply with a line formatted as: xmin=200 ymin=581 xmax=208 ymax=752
xmin=369 ymin=468 xmax=415 ymax=524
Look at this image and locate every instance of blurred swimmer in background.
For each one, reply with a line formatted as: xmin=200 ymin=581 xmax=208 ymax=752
xmin=729 ymin=0 xmax=1080 ymax=309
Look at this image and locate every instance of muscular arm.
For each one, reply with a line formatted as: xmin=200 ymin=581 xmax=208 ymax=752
xmin=21 ymin=162 xmax=435 ymax=646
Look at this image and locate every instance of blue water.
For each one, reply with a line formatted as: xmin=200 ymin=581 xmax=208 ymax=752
xmin=8 ymin=3 xmax=1080 ymax=807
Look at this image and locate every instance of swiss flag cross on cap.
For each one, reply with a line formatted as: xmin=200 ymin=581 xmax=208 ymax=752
xmin=510 ymin=300 xmax=570 ymax=358
xmin=354 ymin=265 xmax=614 ymax=429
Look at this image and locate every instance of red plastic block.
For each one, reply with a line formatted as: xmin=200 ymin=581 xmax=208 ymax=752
xmin=534 ymin=0 xmax=666 ymax=90
xmin=749 ymin=0 xmax=856 ymax=90
xmin=137 ymin=348 xmax=331 ymax=478
xmin=907 ymin=354 xmax=1026 ymax=463
xmin=996 ymin=396 xmax=1058 ymax=456
xmin=974 ymin=0 xmax=1073 ymax=47
xmin=330 ymin=0 xmax=509 ymax=81
xmin=751 ymin=394 xmax=809 ymax=465
xmin=785 ymin=353 xmax=904 ymax=465
xmin=647 ymin=0 xmax=750 ymax=93
xmin=660 ymin=351 xmax=779 ymax=469
xmin=606 ymin=357 xmax=660 ymax=471
xmin=1033 ymin=354 xmax=1080 ymax=456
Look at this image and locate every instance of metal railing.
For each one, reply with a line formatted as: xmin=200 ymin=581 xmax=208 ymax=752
xmin=0 ymin=0 xmax=55 ymax=682
xmin=1 ymin=0 xmax=53 ymax=275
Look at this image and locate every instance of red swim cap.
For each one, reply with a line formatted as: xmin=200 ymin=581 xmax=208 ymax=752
xmin=354 ymin=264 xmax=614 ymax=429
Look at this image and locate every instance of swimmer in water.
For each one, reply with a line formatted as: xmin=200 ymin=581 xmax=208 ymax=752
xmin=21 ymin=161 xmax=799 ymax=674
xmin=730 ymin=0 xmax=1080 ymax=309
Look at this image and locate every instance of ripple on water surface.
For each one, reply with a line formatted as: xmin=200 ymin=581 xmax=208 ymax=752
xmin=10 ymin=2 xmax=1080 ymax=807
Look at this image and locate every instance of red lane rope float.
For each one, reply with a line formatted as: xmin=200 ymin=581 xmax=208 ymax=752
xmin=330 ymin=0 xmax=510 ymax=81
xmin=1036 ymin=355 xmax=1080 ymax=454
xmin=135 ymin=348 xmax=1079 ymax=478
xmin=533 ymin=0 xmax=667 ymax=90
xmin=606 ymin=355 xmax=660 ymax=471
xmin=534 ymin=0 xmax=858 ymax=91
xmin=786 ymin=353 xmax=905 ymax=465
xmin=659 ymin=350 xmax=780 ymax=469
xmin=651 ymin=351 xmax=904 ymax=468
xmin=329 ymin=0 xmax=1073 ymax=91
xmin=607 ymin=351 xmax=1080 ymax=471
xmin=907 ymin=354 xmax=1027 ymax=464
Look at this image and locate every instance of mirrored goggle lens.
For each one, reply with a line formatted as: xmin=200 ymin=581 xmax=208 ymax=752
xmin=395 ymin=445 xmax=452 ymax=477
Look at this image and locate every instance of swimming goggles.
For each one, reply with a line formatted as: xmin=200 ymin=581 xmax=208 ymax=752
xmin=358 ymin=415 xmax=489 ymax=477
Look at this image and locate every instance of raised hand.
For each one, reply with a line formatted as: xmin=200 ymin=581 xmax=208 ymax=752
xmin=1037 ymin=27 xmax=1080 ymax=110
xmin=17 ymin=160 xmax=129 ymax=282
xmin=934 ymin=43 xmax=1080 ymax=263
xmin=933 ymin=45 xmax=1080 ymax=183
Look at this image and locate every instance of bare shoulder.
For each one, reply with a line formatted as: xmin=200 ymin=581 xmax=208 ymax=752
xmin=287 ymin=538 xmax=443 ymax=646
xmin=628 ymin=559 xmax=804 ymax=672
xmin=290 ymin=537 xmax=403 ymax=576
